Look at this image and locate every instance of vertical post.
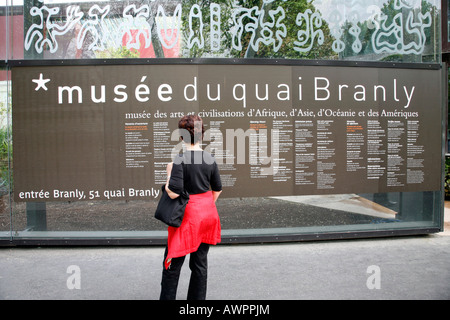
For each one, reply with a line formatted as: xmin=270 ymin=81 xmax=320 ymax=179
xmin=23 ymin=0 xmax=46 ymax=231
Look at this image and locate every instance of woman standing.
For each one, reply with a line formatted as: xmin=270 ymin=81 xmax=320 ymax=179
xmin=160 ymin=115 xmax=222 ymax=300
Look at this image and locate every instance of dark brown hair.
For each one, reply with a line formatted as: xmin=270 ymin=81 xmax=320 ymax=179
xmin=178 ymin=114 xmax=204 ymax=145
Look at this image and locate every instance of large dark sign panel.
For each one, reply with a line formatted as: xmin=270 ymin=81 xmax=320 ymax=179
xmin=12 ymin=63 xmax=442 ymax=202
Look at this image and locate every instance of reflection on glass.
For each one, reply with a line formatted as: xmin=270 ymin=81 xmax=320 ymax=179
xmin=7 ymin=0 xmax=439 ymax=63
xmin=4 ymin=191 xmax=440 ymax=234
xmin=0 ymin=68 xmax=11 ymax=232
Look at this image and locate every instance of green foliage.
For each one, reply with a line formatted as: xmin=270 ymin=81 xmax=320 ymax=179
xmin=181 ymin=0 xmax=336 ymax=59
xmin=0 ymin=127 xmax=8 ymax=162
xmin=0 ymin=101 xmax=12 ymax=194
xmin=95 ymin=47 xmax=141 ymax=59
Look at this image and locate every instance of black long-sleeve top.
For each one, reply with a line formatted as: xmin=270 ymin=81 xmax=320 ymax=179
xmin=168 ymin=150 xmax=222 ymax=195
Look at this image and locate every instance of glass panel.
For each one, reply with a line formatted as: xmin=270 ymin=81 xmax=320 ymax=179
xmin=4 ymin=0 xmax=444 ymax=243
xmin=13 ymin=0 xmax=440 ymax=63
xmin=0 ymin=1 xmax=6 ymax=60
xmin=9 ymin=191 xmax=442 ymax=236
xmin=448 ymin=67 xmax=450 ymax=153
xmin=1 ymin=1 xmax=25 ymax=60
xmin=11 ymin=2 xmax=24 ymax=60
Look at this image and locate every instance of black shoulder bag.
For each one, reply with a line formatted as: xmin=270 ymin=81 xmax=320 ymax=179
xmin=154 ymin=162 xmax=189 ymax=227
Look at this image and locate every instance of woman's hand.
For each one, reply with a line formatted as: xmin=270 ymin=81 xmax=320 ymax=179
xmin=213 ymin=190 xmax=222 ymax=203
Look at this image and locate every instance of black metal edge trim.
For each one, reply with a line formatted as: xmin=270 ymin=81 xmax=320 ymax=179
xmin=220 ymin=228 xmax=441 ymax=244
xmin=0 ymin=237 xmax=167 ymax=247
xmin=5 ymin=58 xmax=442 ymax=70
xmin=0 ymin=228 xmax=441 ymax=247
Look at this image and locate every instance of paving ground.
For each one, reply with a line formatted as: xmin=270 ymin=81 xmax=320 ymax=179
xmin=0 ymin=227 xmax=449 ymax=301
xmin=0 ymin=195 xmax=448 ymax=302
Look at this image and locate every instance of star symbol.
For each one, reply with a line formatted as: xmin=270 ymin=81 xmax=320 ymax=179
xmin=32 ymin=73 xmax=50 ymax=91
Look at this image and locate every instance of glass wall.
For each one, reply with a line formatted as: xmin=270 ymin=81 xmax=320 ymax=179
xmin=0 ymin=0 xmax=445 ymax=245
xmin=0 ymin=0 xmax=441 ymax=62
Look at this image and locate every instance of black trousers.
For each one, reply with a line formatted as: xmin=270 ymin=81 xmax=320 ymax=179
xmin=159 ymin=243 xmax=210 ymax=300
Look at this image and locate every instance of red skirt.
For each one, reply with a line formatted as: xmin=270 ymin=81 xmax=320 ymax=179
xmin=165 ymin=191 xmax=221 ymax=269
